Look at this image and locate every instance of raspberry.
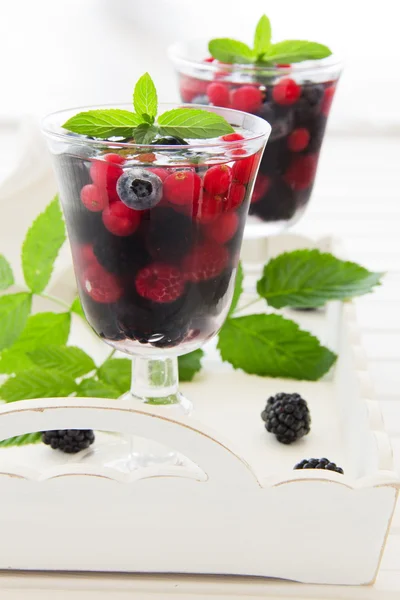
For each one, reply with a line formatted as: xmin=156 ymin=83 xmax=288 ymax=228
xmin=102 ymin=201 xmax=141 ymax=236
xmin=163 ymin=170 xmax=201 ymax=206
xmin=284 ymin=154 xmax=318 ymax=191
xmin=180 ymin=76 xmax=208 ymax=102
xmin=251 ymin=173 xmax=271 ymax=203
xmin=135 ymin=263 xmax=185 ymax=303
xmin=206 ymin=82 xmax=230 ymax=108
xmin=205 ymin=212 xmax=239 ymax=244
xmin=148 ymin=167 xmax=169 ymax=182
xmin=221 ymin=133 xmax=244 ymax=142
xmin=287 ymin=128 xmax=310 ymax=152
xmin=225 ymin=183 xmax=246 ymax=211
xmin=82 ymin=263 xmax=122 ymax=303
xmin=182 ymin=242 xmax=229 ymax=282
xmin=272 ymin=78 xmax=301 ymax=106
xmin=203 ymin=164 xmax=232 ymax=195
xmin=232 ymin=155 xmax=256 ymax=185
xmin=193 ymin=191 xmax=223 ymax=223
xmin=80 ymin=184 xmax=108 ymax=212
xmin=90 ymin=154 xmax=124 ymax=188
xmin=230 ymin=86 xmax=262 ymax=113
xmin=321 ymin=85 xmax=336 ymax=117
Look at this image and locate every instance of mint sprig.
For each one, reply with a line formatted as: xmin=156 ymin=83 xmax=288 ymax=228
xmin=62 ymin=73 xmax=234 ymax=142
xmin=208 ymin=14 xmax=332 ymax=65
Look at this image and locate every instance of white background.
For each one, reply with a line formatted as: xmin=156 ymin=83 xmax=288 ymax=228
xmin=0 ymin=0 xmax=399 ymax=132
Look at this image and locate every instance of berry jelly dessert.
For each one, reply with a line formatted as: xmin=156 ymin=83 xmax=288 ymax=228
xmin=169 ymin=20 xmax=342 ymax=233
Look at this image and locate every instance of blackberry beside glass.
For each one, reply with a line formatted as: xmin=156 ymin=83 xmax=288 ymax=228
xmin=170 ymin=42 xmax=342 ymax=234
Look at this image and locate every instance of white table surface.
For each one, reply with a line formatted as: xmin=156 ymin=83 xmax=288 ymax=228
xmin=0 ymin=132 xmax=399 ymax=597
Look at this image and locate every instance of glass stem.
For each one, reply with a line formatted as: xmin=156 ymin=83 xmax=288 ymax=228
xmin=130 ymin=355 xmax=181 ymax=406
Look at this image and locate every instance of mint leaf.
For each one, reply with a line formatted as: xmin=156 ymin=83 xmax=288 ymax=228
xmin=78 ymin=377 xmax=120 ymax=399
xmin=218 ymin=314 xmax=336 ymax=380
xmin=0 ymin=348 xmax=34 ymax=374
xmin=178 ymin=350 xmax=204 ymax=382
xmin=208 ymin=38 xmax=255 ymax=64
xmin=133 ymin=123 xmax=160 ymax=144
xmin=0 ymin=369 xmax=77 ymax=402
xmin=253 ymin=15 xmax=271 ymax=58
xmin=70 ymin=296 xmax=85 ymax=319
xmin=28 ymin=345 xmax=96 ymax=378
xmin=0 ymin=255 xmax=14 ymax=291
xmin=0 ymin=433 xmax=41 ymax=448
xmin=257 ymin=250 xmax=383 ymax=309
xmin=12 ymin=312 xmax=71 ymax=352
xmin=62 ymin=109 xmax=143 ymax=139
xmin=142 ymin=114 xmax=155 ymax=125
xmin=0 ymin=293 xmax=32 ymax=351
xmin=228 ymin=262 xmax=244 ymax=316
xmin=98 ymin=358 xmax=131 ymax=394
xmin=22 ymin=196 xmax=66 ymax=294
xmin=158 ymin=108 xmax=234 ymax=139
xmin=133 ymin=72 xmax=158 ymax=119
xmin=263 ymin=40 xmax=332 ymax=64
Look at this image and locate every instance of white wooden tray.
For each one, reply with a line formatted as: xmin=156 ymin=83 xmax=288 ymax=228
xmin=0 ymin=234 xmax=398 ymax=586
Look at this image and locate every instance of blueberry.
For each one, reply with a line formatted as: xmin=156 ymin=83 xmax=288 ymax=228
xmin=151 ymin=136 xmax=188 ymax=146
xmin=192 ymin=94 xmax=210 ymax=105
xmin=116 ymin=168 xmax=162 ymax=210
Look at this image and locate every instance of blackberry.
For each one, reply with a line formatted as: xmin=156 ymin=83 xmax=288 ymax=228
xmin=42 ymin=429 xmax=95 ymax=454
xmin=152 ymin=136 xmax=188 ymax=146
xmin=294 ymin=457 xmax=344 ymax=474
xmin=93 ymin=230 xmax=150 ymax=275
xmin=146 ymin=207 xmax=196 ymax=262
xmin=294 ymin=84 xmax=324 ymax=125
xmin=261 ymin=392 xmax=311 ymax=444
xmin=249 ymin=179 xmax=297 ymax=222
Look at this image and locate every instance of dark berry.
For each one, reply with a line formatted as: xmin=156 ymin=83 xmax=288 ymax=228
xmin=93 ymin=231 xmax=150 ymax=275
xmin=42 ymin=430 xmax=95 ymax=454
xmin=294 ymin=84 xmax=324 ymax=125
xmin=116 ymin=168 xmax=163 ymax=210
xmin=294 ymin=458 xmax=344 ymax=474
xmin=261 ymin=392 xmax=311 ymax=444
xmin=146 ymin=207 xmax=195 ymax=261
xmin=102 ymin=201 xmax=141 ymax=236
xmin=152 ymin=136 xmax=188 ymax=146
xmin=249 ymin=179 xmax=297 ymax=222
xmin=135 ymin=263 xmax=185 ymax=303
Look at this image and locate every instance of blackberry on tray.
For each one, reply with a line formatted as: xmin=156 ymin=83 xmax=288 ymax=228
xmin=42 ymin=429 xmax=95 ymax=454
xmin=261 ymin=392 xmax=311 ymax=444
xmin=294 ymin=458 xmax=344 ymax=474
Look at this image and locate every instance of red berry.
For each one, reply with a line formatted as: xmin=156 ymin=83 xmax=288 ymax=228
xmin=102 ymin=201 xmax=141 ymax=236
xmin=287 ymin=128 xmax=310 ymax=152
xmin=230 ymin=86 xmax=262 ymax=113
xmin=221 ymin=133 xmax=245 ymax=142
xmin=180 ymin=76 xmax=208 ymax=102
xmin=251 ymin=174 xmax=271 ymax=203
xmin=90 ymin=154 xmax=124 ymax=188
xmin=272 ymin=78 xmax=301 ymax=106
xmin=284 ymin=154 xmax=318 ymax=191
xmin=148 ymin=167 xmax=169 ymax=182
xmin=81 ymin=264 xmax=122 ymax=304
xmin=232 ymin=155 xmax=256 ymax=184
xmin=163 ymin=171 xmax=201 ymax=206
xmin=80 ymin=184 xmax=108 ymax=212
xmin=321 ymin=85 xmax=336 ymax=117
xmin=230 ymin=148 xmax=247 ymax=156
xmin=135 ymin=263 xmax=184 ymax=303
xmin=203 ymin=164 xmax=232 ymax=195
xmin=277 ymin=64 xmax=291 ymax=69
xmin=79 ymin=243 xmax=97 ymax=266
xmin=205 ymin=212 xmax=239 ymax=244
xmin=182 ymin=242 xmax=229 ymax=282
xmin=193 ymin=191 xmax=224 ymax=223
xmin=204 ymin=56 xmax=215 ymax=63
xmin=226 ymin=183 xmax=246 ymax=211
xmin=206 ymin=82 xmax=230 ymax=108
xmin=136 ymin=153 xmax=157 ymax=163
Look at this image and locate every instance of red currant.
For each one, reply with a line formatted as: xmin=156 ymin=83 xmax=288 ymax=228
xmin=193 ymin=191 xmax=223 ymax=224
xmin=221 ymin=133 xmax=245 ymax=142
xmin=80 ymin=184 xmax=108 ymax=212
xmin=205 ymin=212 xmax=239 ymax=244
xmin=206 ymin=82 xmax=230 ymax=107
xmin=148 ymin=167 xmax=169 ymax=182
xmin=163 ymin=171 xmax=201 ymax=206
xmin=272 ymin=78 xmax=301 ymax=106
xmin=321 ymin=85 xmax=336 ymax=117
xmin=251 ymin=174 xmax=271 ymax=203
xmin=232 ymin=155 xmax=256 ymax=185
xmin=226 ymin=183 xmax=246 ymax=211
xmin=230 ymin=86 xmax=263 ymax=113
xmin=284 ymin=154 xmax=318 ymax=191
xmin=102 ymin=201 xmax=141 ymax=236
xmin=287 ymin=128 xmax=310 ymax=152
xmin=90 ymin=154 xmax=124 ymax=188
xmin=81 ymin=264 xmax=122 ymax=304
xmin=203 ymin=164 xmax=232 ymax=195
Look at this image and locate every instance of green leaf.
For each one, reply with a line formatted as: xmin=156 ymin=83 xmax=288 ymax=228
xmin=0 ymin=348 xmax=34 ymax=374
xmin=21 ymin=196 xmax=66 ymax=294
xmin=0 ymin=432 xmax=42 ymax=448
xmin=142 ymin=113 xmax=155 ymax=125
xmin=28 ymin=345 xmax=96 ymax=378
xmin=208 ymin=38 xmax=255 ymax=64
xmin=98 ymin=358 xmax=131 ymax=394
xmin=133 ymin=123 xmax=160 ymax=144
xmin=133 ymin=72 xmax=158 ymax=119
xmin=218 ymin=313 xmax=336 ymax=381
xmin=70 ymin=296 xmax=85 ymax=319
xmin=0 ymin=369 xmax=78 ymax=402
xmin=78 ymin=377 xmax=120 ymax=399
xmin=12 ymin=312 xmax=71 ymax=352
xmin=178 ymin=350 xmax=204 ymax=382
xmin=0 ymin=255 xmax=14 ymax=291
xmin=0 ymin=293 xmax=32 ymax=351
xmin=158 ymin=108 xmax=234 ymax=139
xmin=253 ymin=15 xmax=272 ymax=58
xmin=229 ymin=262 xmax=244 ymax=316
xmin=62 ymin=109 xmax=143 ymax=139
xmin=262 ymin=40 xmax=332 ymax=64
xmin=257 ymin=250 xmax=383 ymax=309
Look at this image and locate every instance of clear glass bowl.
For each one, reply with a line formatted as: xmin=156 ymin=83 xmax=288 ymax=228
xmin=169 ymin=40 xmax=343 ymax=238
